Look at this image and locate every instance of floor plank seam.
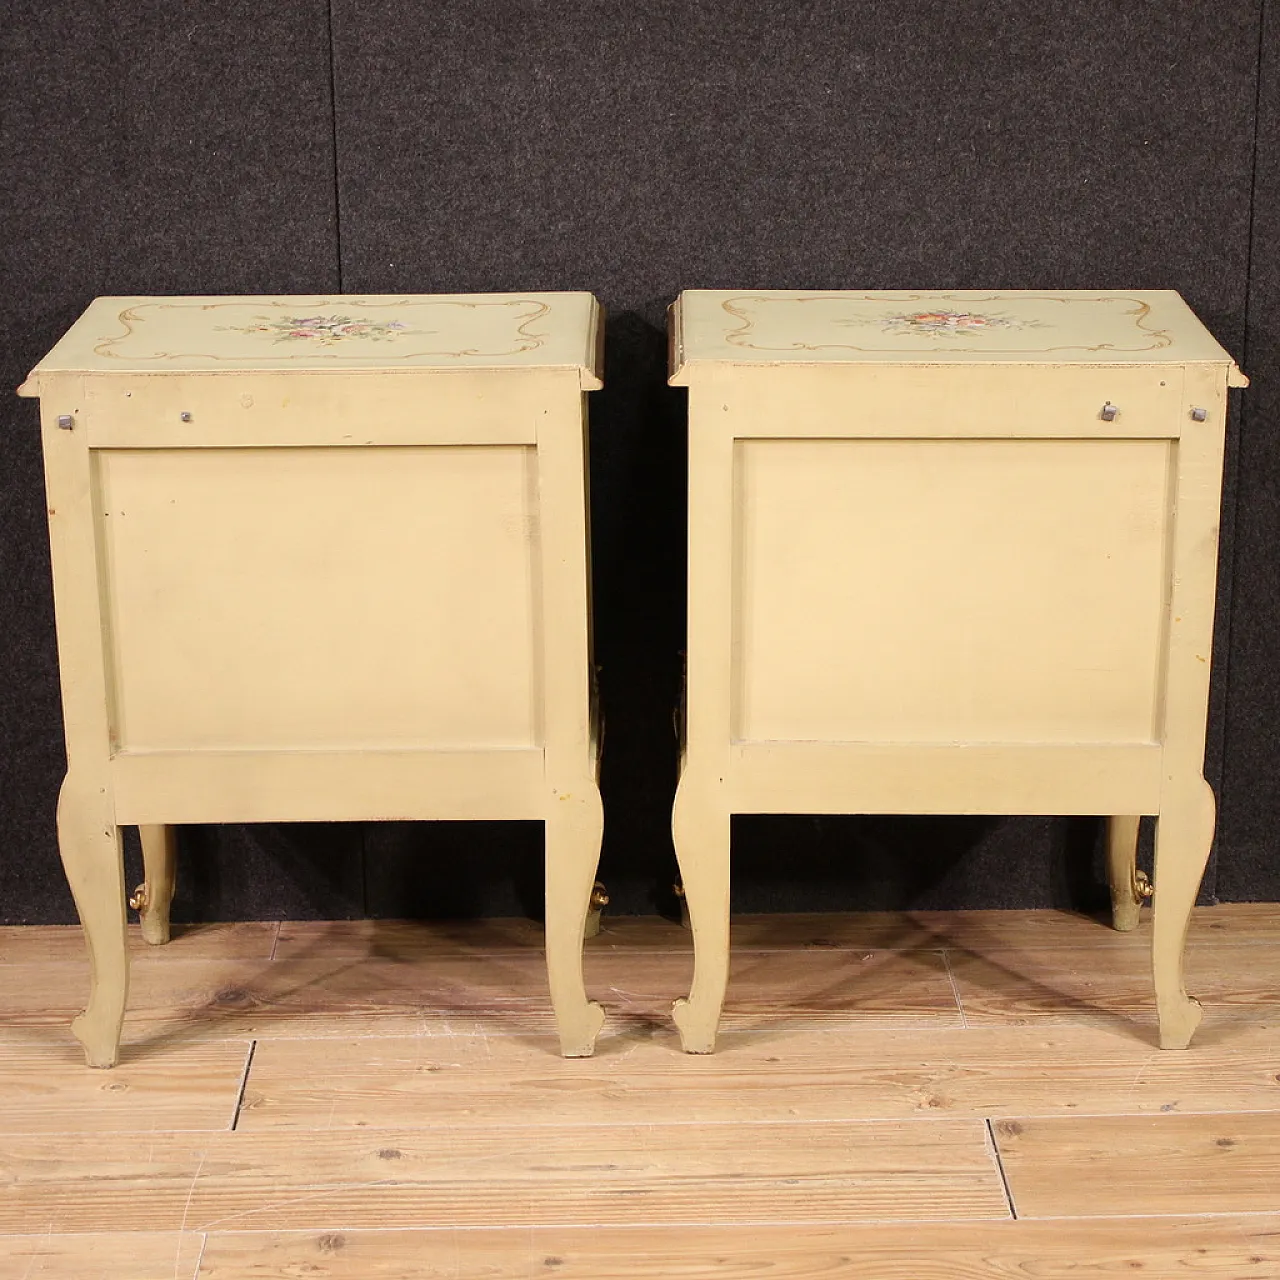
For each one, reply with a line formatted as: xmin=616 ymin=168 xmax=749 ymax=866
xmin=942 ymin=949 xmax=969 ymax=1028
xmin=223 ymin=1105 xmax=1280 ymax=1135
xmin=1010 ymin=1209 xmax=1280 ymax=1222
xmin=4 ymin=1104 xmax=1263 ymax=1141
xmin=210 ymin=1115 xmax=1003 ymax=1132
xmin=188 ymin=1231 xmax=208 ymax=1280
xmin=182 ymin=1210 xmax=1280 ymax=1232
xmin=0 ymin=1127 xmax=272 ymax=1137
xmin=192 ymin=1214 xmax=1019 ymax=1232
xmin=4 ymin=1212 xmax=1277 ymax=1243
xmin=230 ymin=1041 xmax=257 ymax=1131
xmin=985 ymin=1118 xmax=1017 ymax=1220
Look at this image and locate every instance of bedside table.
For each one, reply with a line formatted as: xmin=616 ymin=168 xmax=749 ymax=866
xmin=20 ymin=292 xmax=607 ymax=1066
xmin=667 ymin=289 xmax=1247 ymax=1053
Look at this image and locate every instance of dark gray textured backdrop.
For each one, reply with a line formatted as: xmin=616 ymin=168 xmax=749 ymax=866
xmin=1 ymin=1 xmax=1275 ymax=924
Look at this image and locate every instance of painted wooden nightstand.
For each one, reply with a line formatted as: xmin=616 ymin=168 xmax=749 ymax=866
xmin=20 ymin=292 xmax=607 ymax=1066
xmin=668 ymin=289 xmax=1247 ymax=1053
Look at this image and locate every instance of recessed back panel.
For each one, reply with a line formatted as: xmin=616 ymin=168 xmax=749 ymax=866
xmin=734 ymin=437 xmax=1172 ymax=745
xmin=96 ymin=445 xmax=541 ymax=751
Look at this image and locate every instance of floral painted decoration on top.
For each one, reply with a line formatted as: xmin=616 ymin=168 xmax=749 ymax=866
xmin=220 ymin=314 xmax=426 ymax=346
xmin=877 ymin=309 xmax=1043 ymax=337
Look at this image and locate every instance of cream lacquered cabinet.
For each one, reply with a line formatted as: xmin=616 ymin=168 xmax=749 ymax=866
xmin=20 ymin=292 xmax=607 ymax=1066
xmin=667 ymin=289 xmax=1247 ymax=1054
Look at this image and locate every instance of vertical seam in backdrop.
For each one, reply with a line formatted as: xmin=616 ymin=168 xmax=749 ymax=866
xmin=1217 ymin=0 xmax=1269 ymax=896
xmin=327 ymin=0 xmax=345 ymax=294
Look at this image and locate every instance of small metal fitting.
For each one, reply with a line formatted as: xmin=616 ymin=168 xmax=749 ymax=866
xmin=1190 ymin=407 xmax=1208 ymax=423
xmin=584 ymin=881 xmax=610 ymax=939
xmin=56 ymin=415 xmax=74 ymax=430
xmin=674 ymin=881 xmax=690 ymax=929
xmin=129 ymin=883 xmax=149 ymax=912
xmin=180 ymin=411 xmax=193 ymax=423
xmin=1100 ymin=402 xmax=1119 ymax=422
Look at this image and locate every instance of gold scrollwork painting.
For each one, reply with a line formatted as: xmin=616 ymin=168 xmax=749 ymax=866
xmin=92 ymin=298 xmax=553 ymax=361
xmin=721 ymin=293 xmax=1174 ymax=355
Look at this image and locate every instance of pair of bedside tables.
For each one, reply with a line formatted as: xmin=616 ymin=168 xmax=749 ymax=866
xmin=21 ymin=289 xmax=1246 ymax=1067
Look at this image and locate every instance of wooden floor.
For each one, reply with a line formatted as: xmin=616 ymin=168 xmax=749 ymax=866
xmin=1 ymin=905 xmax=1279 ymax=1278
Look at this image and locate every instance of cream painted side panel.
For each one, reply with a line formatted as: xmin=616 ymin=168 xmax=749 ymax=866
xmin=95 ymin=444 xmax=542 ymax=752
xmin=734 ymin=437 xmax=1171 ymax=745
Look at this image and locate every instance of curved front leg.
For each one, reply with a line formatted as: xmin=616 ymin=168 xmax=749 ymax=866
xmin=670 ymin=772 xmax=730 ymax=1054
xmin=134 ymin=824 xmax=177 ymax=945
xmin=1106 ymin=815 xmax=1146 ymax=932
xmin=1152 ymin=778 xmax=1215 ymax=1050
xmin=57 ymin=774 xmax=129 ymax=1068
xmin=544 ymin=783 xmax=606 ymax=1057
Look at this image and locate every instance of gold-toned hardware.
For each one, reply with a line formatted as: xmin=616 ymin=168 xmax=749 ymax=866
xmin=128 ymin=883 xmax=149 ymax=912
xmin=673 ymin=881 xmax=690 ymax=929
xmin=1133 ymin=868 xmax=1154 ymax=900
xmin=583 ymin=880 xmax=609 ymax=939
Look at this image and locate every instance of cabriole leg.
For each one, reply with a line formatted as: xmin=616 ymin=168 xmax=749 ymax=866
xmin=1106 ymin=815 xmax=1146 ymax=932
xmin=1152 ymin=778 xmax=1216 ymax=1050
xmin=670 ymin=773 xmax=730 ymax=1054
xmin=134 ymin=824 xmax=177 ymax=946
xmin=544 ymin=784 xmax=606 ymax=1057
xmin=57 ymin=774 xmax=129 ymax=1068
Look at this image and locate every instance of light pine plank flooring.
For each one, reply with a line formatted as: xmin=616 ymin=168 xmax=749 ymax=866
xmin=1 ymin=905 xmax=1278 ymax=1278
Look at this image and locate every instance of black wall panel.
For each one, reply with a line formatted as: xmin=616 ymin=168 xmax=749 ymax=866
xmin=2 ymin=1 xmax=1273 ymax=923
xmin=0 ymin=1 xmax=343 ymax=924
xmin=333 ymin=0 xmax=1260 ymax=916
xmin=1219 ymin=0 xmax=1280 ymax=900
